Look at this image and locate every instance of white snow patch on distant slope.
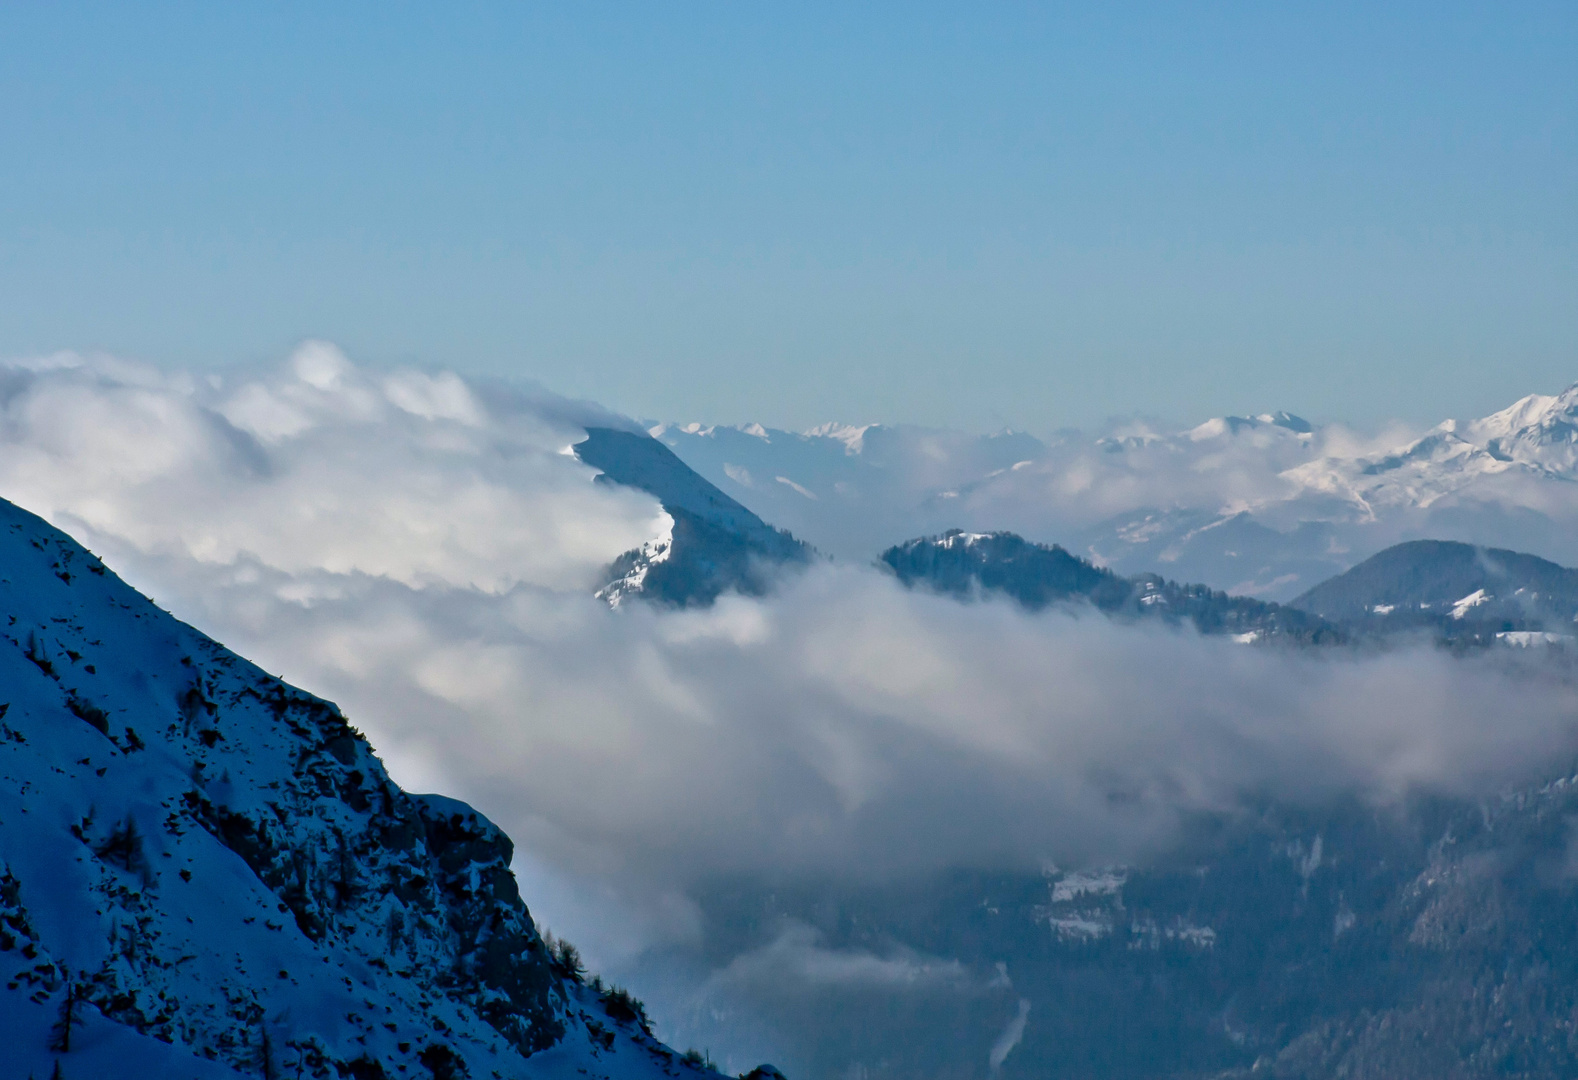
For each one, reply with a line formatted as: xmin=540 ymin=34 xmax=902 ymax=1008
xmin=597 ymin=514 xmax=675 ymax=609
xmin=1451 ymin=589 xmax=1491 ymax=619
xmin=1051 ymin=869 xmax=1127 ymax=903
xmin=1498 ymin=631 xmax=1571 ymax=647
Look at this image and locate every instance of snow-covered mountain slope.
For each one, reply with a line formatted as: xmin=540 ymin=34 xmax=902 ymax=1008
xmin=0 ymin=496 xmax=718 ymax=1080
xmin=1283 ymin=386 xmax=1578 ymax=518
xmin=655 ymin=385 xmax=1578 ymax=601
xmin=573 ymin=428 xmax=811 ymax=607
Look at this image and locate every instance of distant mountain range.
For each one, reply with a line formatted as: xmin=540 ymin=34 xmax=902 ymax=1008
xmin=878 ymin=531 xmax=1578 ymax=649
xmin=649 ymin=382 xmax=1578 ymax=602
xmin=579 ymin=424 xmax=1578 ymax=651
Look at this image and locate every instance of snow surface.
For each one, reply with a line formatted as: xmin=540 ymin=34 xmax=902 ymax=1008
xmin=1495 ymin=631 xmax=1572 ymax=647
xmin=596 ymin=516 xmax=676 ymax=609
xmin=1050 ymin=869 xmax=1127 ymax=904
xmin=0 ymin=498 xmax=716 ymax=1080
xmin=936 ymin=532 xmax=991 ymax=549
xmin=798 ymin=423 xmax=873 ymax=455
xmin=1450 ymin=589 xmax=1491 ymax=619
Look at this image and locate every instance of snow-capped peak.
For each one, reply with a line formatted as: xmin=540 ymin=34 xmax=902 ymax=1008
xmin=1455 ymin=382 xmax=1578 ymax=474
xmin=1186 ymin=412 xmax=1313 ymax=442
xmin=1274 ymin=382 xmax=1578 ymax=520
xmin=1463 ymin=383 xmax=1578 ymax=444
xmin=801 ymin=423 xmax=875 ymax=455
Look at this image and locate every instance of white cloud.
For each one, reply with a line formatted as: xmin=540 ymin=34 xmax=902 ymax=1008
xmin=988 ymin=998 xmax=1031 ymax=1074
xmin=0 ymin=343 xmax=661 ymax=595
xmin=5 ymin=344 xmax=1578 ymax=1066
xmin=5 ymin=347 xmax=1576 ymax=884
xmin=707 ymin=923 xmax=969 ymax=993
xmin=116 ymin=548 xmax=1578 ymax=897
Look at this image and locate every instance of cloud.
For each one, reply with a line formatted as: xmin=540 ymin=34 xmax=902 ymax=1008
xmin=5 ymin=344 xmax=1578 ymax=1067
xmin=0 ymin=343 xmax=661 ymax=595
xmin=6 ymin=346 xmax=1578 ymax=882
xmin=988 ymin=998 xmax=1031 ymax=1074
xmin=707 ymin=923 xmax=969 ymax=993
xmin=658 ymin=410 xmax=1453 ymax=574
xmin=951 ymin=415 xmax=1431 ymax=537
xmin=125 ymin=553 xmax=1578 ymax=901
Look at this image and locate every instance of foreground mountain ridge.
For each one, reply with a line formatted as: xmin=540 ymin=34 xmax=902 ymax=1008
xmin=0 ymin=496 xmax=716 ymax=1079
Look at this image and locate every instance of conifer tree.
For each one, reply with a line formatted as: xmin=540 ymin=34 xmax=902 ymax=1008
xmin=260 ymin=1024 xmax=275 ymax=1080
xmin=48 ymin=983 xmax=78 ymax=1053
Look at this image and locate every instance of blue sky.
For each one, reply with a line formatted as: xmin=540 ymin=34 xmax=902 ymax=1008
xmin=1 ymin=2 xmax=1572 ymax=433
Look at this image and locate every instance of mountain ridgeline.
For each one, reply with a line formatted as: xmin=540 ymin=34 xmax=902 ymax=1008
xmin=649 ymin=381 xmax=1578 ymax=602
xmin=880 ymin=530 xmax=1342 ymax=643
xmin=573 ymin=425 xmax=1341 ymax=641
xmin=0 ymin=496 xmax=722 ymax=1080
xmin=579 ymin=423 xmax=1578 ymax=654
xmin=1292 ymin=539 xmax=1578 ymax=643
xmin=573 ymin=428 xmax=813 ymax=607
xmin=877 ymin=530 xmax=1578 ymax=649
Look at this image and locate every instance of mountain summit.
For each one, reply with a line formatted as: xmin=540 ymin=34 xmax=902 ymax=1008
xmin=1292 ymin=539 xmax=1578 ymax=641
xmin=1462 ymin=383 xmax=1578 ymax=474
xmin=574 ymin=427 xmax=812 ymax=607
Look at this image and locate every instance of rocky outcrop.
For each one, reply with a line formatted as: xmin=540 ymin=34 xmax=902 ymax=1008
xmin=0 ymin=496 xmax=711 ymax=1079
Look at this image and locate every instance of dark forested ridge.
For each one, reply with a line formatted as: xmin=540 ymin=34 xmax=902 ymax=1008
xmin=1292 ymin=539 xmax=1578 ymax=642
xmin=688 ymin=777 xmax=1578 ymax=1079
xmin=880 ymin=530 xmax=1342 ymax=643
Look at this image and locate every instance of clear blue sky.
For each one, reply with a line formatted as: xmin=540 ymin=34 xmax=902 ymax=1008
xmin=1 ymin=2 xmax=1573 ymax=433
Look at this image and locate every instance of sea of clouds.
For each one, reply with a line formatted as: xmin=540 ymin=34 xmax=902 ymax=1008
xmin=4 ymin=343 xmax=1578 ymax=1069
